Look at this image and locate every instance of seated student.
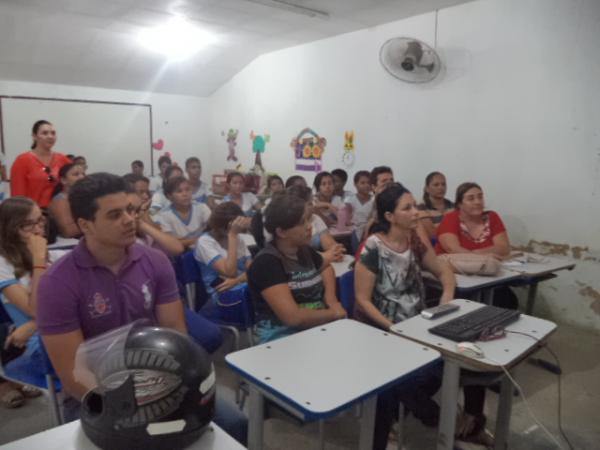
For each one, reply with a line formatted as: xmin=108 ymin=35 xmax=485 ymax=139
xmin=313 ymin=171 xmax=346 ymax=227
xmin=346 ymin=170 xmax=373 ymax=252
xmin=284 ymin=175 xmax=308 ymax=189
xmin=36 ymin=173 xmax=247 ymax=443
xmin=0 ymin=197 xmax=61 ymax=399
xmin=155 ymin=176 xmax=211 ymax=248
xmin=123 ymin=173 xmax=184 ymax=256
xmin=148 ymin=154 xmax=172 ymax=194
xmin=262 ymin=175 xmax=284 ymax=209
xmin=331 ymin=168 xmax=354 ymax=201
xmin=47 ymin=163 xmax=86 ymax=238
xmin=72 ymin=156 xmax=87 ymax=173
xmin=194 ymin=202 xmax=252 ymax=304
xmin=150 ymin=164 xmax=184 ymax=213
xmin=418 ymin=171 xmax=454 ymax=240
xmin=247 ymin=190 xmax=347 ymax=344
xmin=354 ymin=183 xmax=491 ymax=449
xmin=185 ymin=157 xmax=211 ymax=204
xmin=130 ymin=159 xmax=144 ymax=176
xmin=436 ymin=182 xmax=516 ymax=310
xmin=222 ymin=172 xmax=261 ymax=216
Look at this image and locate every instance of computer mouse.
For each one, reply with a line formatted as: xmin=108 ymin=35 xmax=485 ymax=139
xmin=456 ymin=342 xmax=485 ymax=359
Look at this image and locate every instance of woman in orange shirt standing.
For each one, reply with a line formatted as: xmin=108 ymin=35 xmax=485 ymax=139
xmin=10 ymin=120 xmax=71 ymax=209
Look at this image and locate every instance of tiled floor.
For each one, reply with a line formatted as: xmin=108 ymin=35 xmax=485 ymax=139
xmin=1 ymin=323 xmax=598 ymax=449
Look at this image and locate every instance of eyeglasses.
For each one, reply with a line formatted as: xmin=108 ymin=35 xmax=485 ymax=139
xmin=19 ymin=216 xmax=46 ymax=232
xmin=43 ymin=166 xmax=56 ymax=183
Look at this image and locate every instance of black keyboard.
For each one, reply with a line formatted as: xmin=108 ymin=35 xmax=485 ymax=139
xmin=428 ymin=305 xmax=521 ymax=342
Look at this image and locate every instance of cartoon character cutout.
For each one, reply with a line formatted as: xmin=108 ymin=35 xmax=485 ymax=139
xmin=250 ymin=131 xmax=270 ymax=169
xmin=222 ymin=129 xmax=239 ymax=162
xmin=290 ymin=128 xmax=327 ymax=172
xmin=342 ymin=130 xmax=355 ymax=167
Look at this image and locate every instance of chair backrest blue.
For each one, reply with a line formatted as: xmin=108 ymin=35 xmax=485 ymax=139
xmin=338 ymin=270 xmax=356 ymax=318
xmin=173 ymin=250 xmax=208 ymax=310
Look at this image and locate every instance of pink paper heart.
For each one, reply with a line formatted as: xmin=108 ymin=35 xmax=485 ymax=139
xmin=152 ymin=139 xmax=164 ymax=150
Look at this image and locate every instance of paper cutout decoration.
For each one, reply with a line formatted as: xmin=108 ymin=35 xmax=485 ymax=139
xmin=290 ymin=128 xmax=327 ymax=172
xmin=342 ymin=130 xmax=355 ymax=167
xmin=250 ymin=131 xmax=270 ymax=169
xmin=221 ymin=129 xmax=239 ymax=162
xmin=152 ymin=139 xmax=164 ymax=150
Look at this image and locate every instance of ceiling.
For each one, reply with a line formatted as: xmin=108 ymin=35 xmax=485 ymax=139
xmin=0 ymin=0 xmax=471 ymax=97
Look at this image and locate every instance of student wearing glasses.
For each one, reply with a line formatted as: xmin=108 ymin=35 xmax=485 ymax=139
xmin=10 ymin=120 xmax=72 ymax=208
xmin=0 ymin=197 xmax=67 ymax=397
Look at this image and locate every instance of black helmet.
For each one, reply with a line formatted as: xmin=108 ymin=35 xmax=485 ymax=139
xmin=80 ymin=325 xmax=215 ymax=450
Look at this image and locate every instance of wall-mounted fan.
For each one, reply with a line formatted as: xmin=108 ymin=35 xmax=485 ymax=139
xmin=379 ymin=37 xmax=441 ymax=83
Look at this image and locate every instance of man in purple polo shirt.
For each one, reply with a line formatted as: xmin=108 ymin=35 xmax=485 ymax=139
xmin=36 ymin=173 xmax=247 ymax=444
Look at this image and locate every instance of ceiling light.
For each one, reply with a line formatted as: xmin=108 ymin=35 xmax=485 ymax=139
xmin=138 ymin=17 xmax=217 ymax=61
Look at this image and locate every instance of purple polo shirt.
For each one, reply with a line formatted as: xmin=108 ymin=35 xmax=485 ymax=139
xmin=37 ymin=240 xmax=180 ymax=340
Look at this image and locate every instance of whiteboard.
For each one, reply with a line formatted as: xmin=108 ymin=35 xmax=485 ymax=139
xmin=0 ymin=97 xmax=152 ymax=176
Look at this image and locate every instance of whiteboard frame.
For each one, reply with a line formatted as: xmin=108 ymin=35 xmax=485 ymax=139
xmin=0 ymin=95 xmax=155 ymax=176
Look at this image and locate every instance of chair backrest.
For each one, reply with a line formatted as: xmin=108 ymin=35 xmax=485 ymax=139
xmin=173 ymin=250 xmax=208 ymax=310
xmin=338 ymin=270 xmax=356 ymax=318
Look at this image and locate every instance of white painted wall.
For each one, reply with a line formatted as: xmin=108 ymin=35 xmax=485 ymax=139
xmin=208 ymin=0 xmax=600 ymax=331
xmin=0 ymin=79 xmax=211 ymax=176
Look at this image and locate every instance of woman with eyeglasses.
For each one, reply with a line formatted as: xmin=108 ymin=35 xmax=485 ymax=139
xmin=0 ymin=197 xmax=68 ymax=404
xmin=10 ymin=120 xmax=72 ymax=208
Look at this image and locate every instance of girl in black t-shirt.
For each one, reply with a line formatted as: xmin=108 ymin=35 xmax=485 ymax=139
xmin=247 ymin=191 xmax=346 ymax=343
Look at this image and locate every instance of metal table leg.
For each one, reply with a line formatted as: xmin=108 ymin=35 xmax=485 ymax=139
xmin=494 ymin=373 xmax=514 ymax=450
xmin=525 ymin=282 xmax=538 ymax=315
xmin=248 ymin=385 xmax=265 ymax=450
xmin=437 ymin=360 xmax=461 ymax=450
xmin=358 ymin=395 xmax=377 ymax=450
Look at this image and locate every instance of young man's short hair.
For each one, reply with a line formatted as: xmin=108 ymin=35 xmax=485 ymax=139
xmin=123 ymin=173 xmax=150 ymax=187
xmin=185 ymin=157 xmax=200 ymax=168
xmin=131 ymin=160 xmax=144 ymax=168
xmin=370 ymin=166 xmax=393 ymax=186
xmin=331 ymin=168 xmax=348 ymax=184
xmin=353 ymin=170 xmax=371 ymax=184
xmin=70 ymin=173 xmax=130 ymax=222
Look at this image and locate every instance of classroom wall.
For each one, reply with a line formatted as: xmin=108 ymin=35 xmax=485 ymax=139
xmin=208 ymin=0 xmax=600 ymax=332
xmin=0 ymin=79 xmax=211 ymax=176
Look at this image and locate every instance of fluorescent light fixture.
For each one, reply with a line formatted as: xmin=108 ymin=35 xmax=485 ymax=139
xmin=138 ymin=17 xmax=217 ymax=61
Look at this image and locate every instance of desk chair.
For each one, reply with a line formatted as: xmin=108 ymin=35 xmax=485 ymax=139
xmin=337 ymin=270 xmax=356 ymax=318
xmin=173 ymin=250 xmax=208 ymax=311
xmin=0 ymin=340 xmax=63 ymax=426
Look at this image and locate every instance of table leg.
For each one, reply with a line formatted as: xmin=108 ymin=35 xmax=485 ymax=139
xmin=437 ymin=360 xmax=460 ymax=450
xmin=494 ymin=373 xmax=514 ymax=450
xmin=482 ymin=288 xmax=495 ymax=305
xmin=525 ymin=282 xmax=538 ymax=315
xmin=358 ymin=395 xmax=377 ymax=450
xmin=248 ymin=385 xmax=265 ymax=450
xmin=317 ymin=420 xmax=325 ymax=450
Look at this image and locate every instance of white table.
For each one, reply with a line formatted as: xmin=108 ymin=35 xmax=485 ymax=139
xmin=330 ymin=254 xmax=354 ymax=277
xmin=0 ymin=420 xmax=245 ymax=450
xmin=48 ymin=237 xmax=80 ymax=250
xmin=390 ymin=299 xmax=557 ymax=450
xmin=226 ymin=319 xmax=440 ymax=450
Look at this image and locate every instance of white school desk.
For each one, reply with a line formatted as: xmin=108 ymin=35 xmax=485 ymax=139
xmin=390 ymin=299 xmax=556 ymax=450
xmin=226 ymin=319 xmax=440 ymax=450
xmin=330 ymin=254 xmax=354 ymax=277
xmin=48 ymin=236 xmax=80 ymax=250
xmin=0 ymin=420 xmax=245 ymax=450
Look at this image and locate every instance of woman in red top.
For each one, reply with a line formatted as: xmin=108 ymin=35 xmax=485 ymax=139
xmin=435 ymin=182 xmax=510 ymax=257
xmin=10 ymin=120 xmax=71 ymax=208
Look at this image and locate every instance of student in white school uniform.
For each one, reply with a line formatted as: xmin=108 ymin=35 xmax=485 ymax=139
xmin=346 ymin=170 xmax=374 ymax=252
xmin=331 ymin=168 xmax=354 ymax=201
xmin=222 ymin=172 xmax=261 ymax=217
xmin=155 ymin=176 xmax=211 ymax=248
xmin=150 ymin=165 xmax=184 ymax=213
xmin=194 ymin=202 xmax=252 ymax=304
xmin=185 ymin=157 xmax=211 ymax=204
xmin=313 ymin=171 xmax=346 ymax=227
xmin=261 ymin=174 xmax=284 ymax=210
xmin=148 ymin=155 xmax=172 ymax=194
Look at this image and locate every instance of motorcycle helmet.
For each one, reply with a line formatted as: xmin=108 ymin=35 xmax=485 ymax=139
xmin=80 ymin=325 xmax=215 ymax=450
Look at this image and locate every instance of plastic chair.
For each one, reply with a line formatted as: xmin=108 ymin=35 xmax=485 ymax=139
xmin=173 ymin=250 xmax=208 ymax=311
xmin=0 ymin=341 xmax=64 ymax=426
xmin=337 ymin=270 xmax=356 ymax=318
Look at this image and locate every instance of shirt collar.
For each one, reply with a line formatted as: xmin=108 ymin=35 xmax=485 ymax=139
xmin=73 ymin=238 xmax=144 ymax=269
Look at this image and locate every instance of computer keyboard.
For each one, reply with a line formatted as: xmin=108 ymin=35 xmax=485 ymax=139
xmin=428 ymin=305 xmax=521 ymax=342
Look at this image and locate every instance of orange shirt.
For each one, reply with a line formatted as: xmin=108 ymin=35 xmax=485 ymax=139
xmin=10 ymin=151 xmax=71 ymax=208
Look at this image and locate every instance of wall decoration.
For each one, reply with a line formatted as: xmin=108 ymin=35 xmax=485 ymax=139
xmin=250 ymin=131 xmax=270 ymax=169
xmin=152 ymin=138 xmax=164 ymax=150
xmin=221 ymin=129 xmax=239 ymax=162
xmin=342 ymin=130 xmax=355 ymax=167
xmin=290 ymin=128 xmax=327 ymax=172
